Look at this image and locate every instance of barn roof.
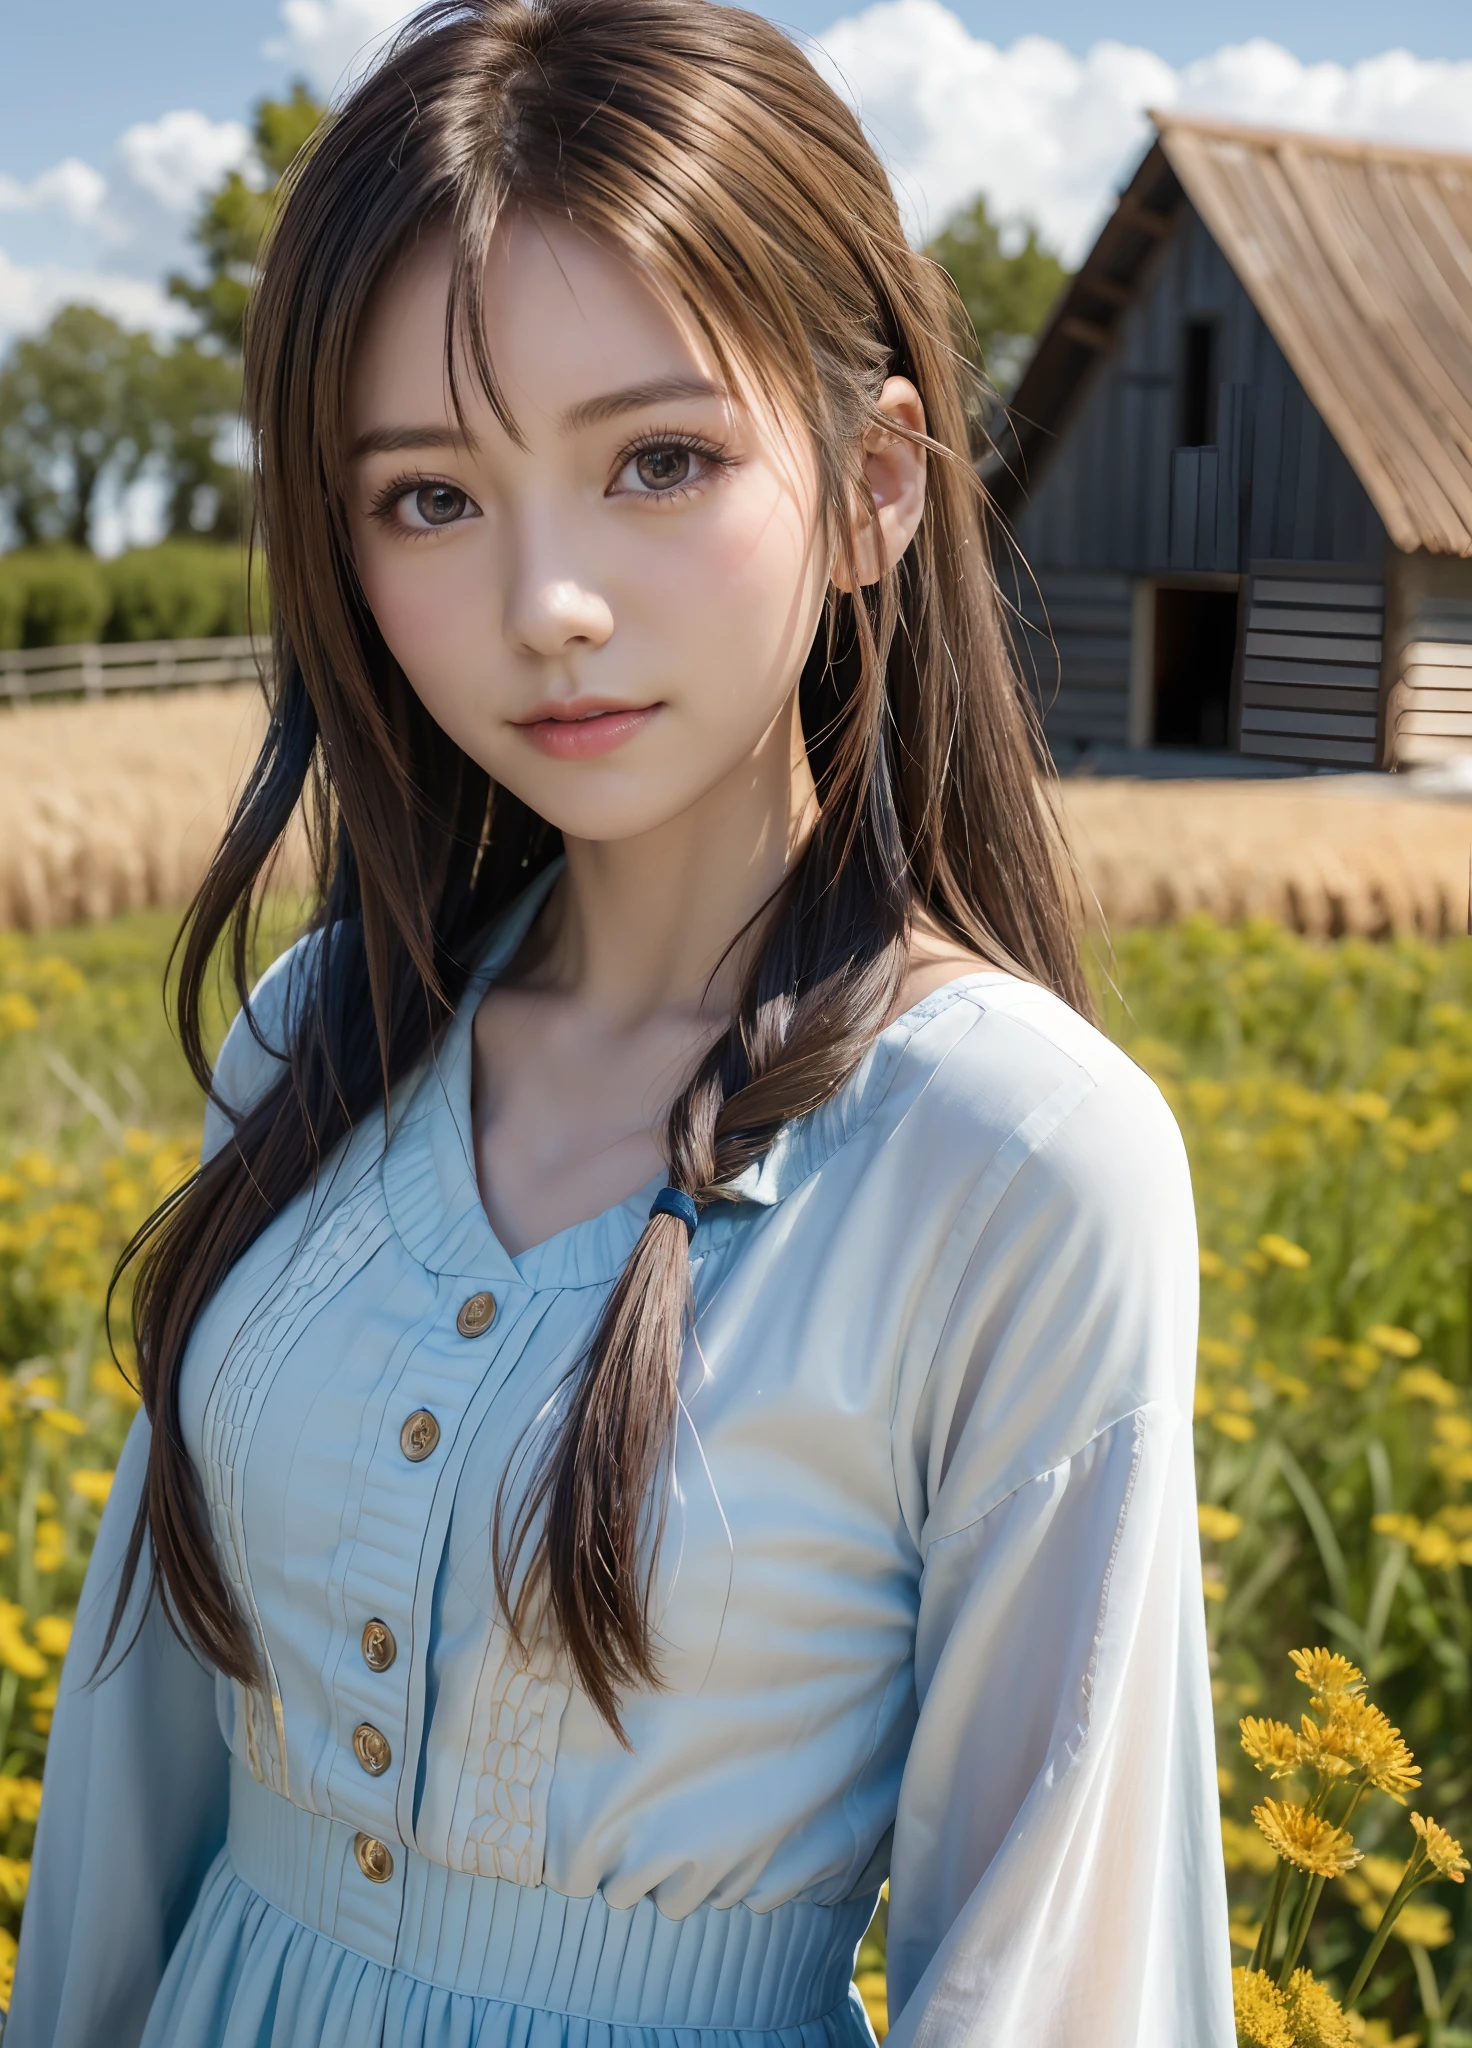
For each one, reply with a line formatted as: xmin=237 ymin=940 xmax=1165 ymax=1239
xmin=993 ymin=113 xmax=1472 ymax=557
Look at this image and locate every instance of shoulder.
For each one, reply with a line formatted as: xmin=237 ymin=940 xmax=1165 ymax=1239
xmin=893 ymin=973 xmax=1187 ymax=1201
xmin=201 ymin=929 xmax=325 ymax=1163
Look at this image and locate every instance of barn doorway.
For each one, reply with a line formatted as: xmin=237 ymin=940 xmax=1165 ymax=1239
xmin=1151 ymin=586 xmax=1239 ymax=749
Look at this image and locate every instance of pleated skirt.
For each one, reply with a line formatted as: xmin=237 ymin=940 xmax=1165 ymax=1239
xmin=139 ymin=1767 xmax=879 ymax=2048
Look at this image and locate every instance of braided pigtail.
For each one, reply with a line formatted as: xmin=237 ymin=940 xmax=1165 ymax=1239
xmin=495 ymin=589 xmax=914 ymax=1736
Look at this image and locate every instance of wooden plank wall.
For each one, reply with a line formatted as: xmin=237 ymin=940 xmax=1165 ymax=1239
xmin=1010 ymin=572 xmax=1133 ymax=752
xmin=1385 ymin=568 xmax=1472 ymax=766
xmin=1238 ymin=562 xmax=1384 ymax=768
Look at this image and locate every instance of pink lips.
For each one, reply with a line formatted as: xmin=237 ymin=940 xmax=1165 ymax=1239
xmin=514 ymin=703 xmax=659 ymax=760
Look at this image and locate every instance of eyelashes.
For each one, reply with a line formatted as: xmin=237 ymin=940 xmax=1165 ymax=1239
xmin=364 ymin=424 xmax=736 ymax=533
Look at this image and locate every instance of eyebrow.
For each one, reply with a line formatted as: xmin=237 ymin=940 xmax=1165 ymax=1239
xmin=348 ymin=424 xmax=473 ymax=460
xmin=349 ymin=376 xmax=725 ymax=462
xmin=558 ymin=376 xmax=725 ymax=432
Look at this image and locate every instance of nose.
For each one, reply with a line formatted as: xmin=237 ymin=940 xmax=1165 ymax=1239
xmin=503 ymin=515 xmax=614 ymax=658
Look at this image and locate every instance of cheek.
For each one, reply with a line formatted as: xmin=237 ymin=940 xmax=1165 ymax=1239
xmin=352 ymin=531 xmax=493 ymax=726
xmin=653 ymin=482 xmax=825 ymax=719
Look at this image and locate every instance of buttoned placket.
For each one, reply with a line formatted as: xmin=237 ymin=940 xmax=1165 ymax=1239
xmin=320 ymin=1274 xmax=561 ymax=1959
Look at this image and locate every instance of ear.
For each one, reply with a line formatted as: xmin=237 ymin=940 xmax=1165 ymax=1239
xmin=830 ymin=376 xmax=928 ymax=592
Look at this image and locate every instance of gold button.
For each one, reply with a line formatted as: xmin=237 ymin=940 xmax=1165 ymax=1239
xmin=354 ymin=1832 xmax=394 ymax=1883
xmin=399 ymin=1410 xmax=440 ymax=1461
xmin=456 ymin=1291 xmax=497 ymax=1338
xmin=361 ymin=1619 xmax=396 ymax=1672
xmin=352 ymin=1722 xmax=392 ymax=1775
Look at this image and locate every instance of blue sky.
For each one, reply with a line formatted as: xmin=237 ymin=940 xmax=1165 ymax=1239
xmin=5 ymin=0 xmax=1472 ymax=365
xmin=6 ymin=0 xmax=1472 ymax=181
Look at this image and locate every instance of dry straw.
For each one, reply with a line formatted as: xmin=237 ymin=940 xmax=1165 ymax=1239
xmin=2 ymin=689 xmax=1472 ymax=938
xmin=0 ymin=690 xmax=310 ymax=932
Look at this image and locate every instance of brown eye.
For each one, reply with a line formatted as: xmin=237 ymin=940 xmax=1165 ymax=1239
xmin=634 ymin=447 xmax=691 ymax=490
xmin=413 ymin=483 xmax=468 ymax=526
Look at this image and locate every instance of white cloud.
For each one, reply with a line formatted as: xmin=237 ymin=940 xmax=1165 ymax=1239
xmin=809 ymin=0 xmax=1472 ymax=260
xmin=267 ymin=0 xmax=412 ymax=95
xmin=0 ymin=159 xmax=109 ymax=229
xmin=0 ymin=248 xmax=186 ymax=353
xmin=115 ymin=111 xmax=255 ymax=217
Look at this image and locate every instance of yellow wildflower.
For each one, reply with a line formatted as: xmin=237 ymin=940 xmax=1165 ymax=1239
xmin=1253 ymin=1798 xmax=1362 ymax=1877
xmin=1305 ymin=1336 xmax=1344 ymax=1361
xmin=1371 ymin=1513 xmax=1421 ymax=1545
xmin=1199 ymin=1504 xmax=1243 ymax=1542
xmin=1199 ymin=1248 xmax=1225 ymax=1278
xmin=1222 ymin=1816 xmax=1279 ymax=1874
xmin=1290 ymin=1648 xmax=1365 ymax=1708
xmin=1345 ymin=1091 xmax=1391 ymax=1123
xmin=1231 ymin=1967 xmax=1294 ymax=2048
xmin=0 ymin=992 xmax=40 ymax=1032
xmin=1395 ymin=1365 xmax=1459 ymax=1406
xmin=32 ymin=1615 xmax=71 ymax=1658
xmin=1212 ymin=1412 xmax=1256 ymax=1443
xmin=1229 ymin=1311 xmax=1259 ymax=1340
xmin=36 ymin=1407 xmax=86 ymax=1438
xmin=1325 ymin=1697 xmax=1419 ymax=1802
xmin=1390 ymin=1901 xmax=1453 ymax=1948
xmin=1367 ymin=1325 xmax=1421 ymax=1359
xmin=1410 ymin=1525 xmax=1460 ymax=1569
xmin=1242 ymin=1248 xmax=1270 ymax=1276
xmin=0 ymin=1856 xmax=29 ymax=1909
xmin=0 ymin=1604 xmax=45 ymax=1680
xmin=1283 ymin=1970 xmax=1357 ymax=2048
xmin=1295 ymin=1714 xmax=1358 ymax=1782
xmin=1258 ymin=1232 xmax=1311 ymax=1269
xmin=0 ymin=1779 xmax=42 ymax=1829
xmin=1202 ymin=1569 xmax=1226 ymax=1603
xmin=1240 ymin=1717 xmax=1303 ymax=1778
xmin=69 ymin=1468 xmax=115 ymax=1506
xmin=1199 ymin=1337 xmax=1243 ymax=1368
xmin=1410 ymin=1812 xmax=1468 ymax=1882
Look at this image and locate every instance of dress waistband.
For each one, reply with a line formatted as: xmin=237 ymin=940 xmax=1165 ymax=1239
xmin=226 ymin=1762 xmax=875 ymax=2026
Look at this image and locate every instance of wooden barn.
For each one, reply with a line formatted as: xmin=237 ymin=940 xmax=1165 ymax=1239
xmin=990 ymin=113 xmax=1472 ymax=770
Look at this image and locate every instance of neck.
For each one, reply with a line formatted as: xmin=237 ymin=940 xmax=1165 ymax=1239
xmin=533 ymin=692 xmax=818 ymax=1028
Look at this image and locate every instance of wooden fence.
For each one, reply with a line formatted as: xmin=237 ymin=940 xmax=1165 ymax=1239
xmin=0 ymin=635 xmax=265 ymax=704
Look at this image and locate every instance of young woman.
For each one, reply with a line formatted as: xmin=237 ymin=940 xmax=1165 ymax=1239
xmin=10 ymin=2 xmax=1232 ymax=2042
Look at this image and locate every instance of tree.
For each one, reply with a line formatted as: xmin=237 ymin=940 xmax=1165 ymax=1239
xmin=168 ymin=83 xmax=325 ymax=355
xmin=0 ymin=307 xmax=158 ymax=548
xmin=0 ymin=306 xmax=242 ymax=550
xmin=144 ymin=342 xmax=244 ymax=538
xmin=926 ymin=196 xmax=1070 ymax=396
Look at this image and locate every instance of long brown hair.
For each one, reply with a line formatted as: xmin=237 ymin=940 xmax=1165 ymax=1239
xmin=107 ymin=0 xmax=1088 ymax=1734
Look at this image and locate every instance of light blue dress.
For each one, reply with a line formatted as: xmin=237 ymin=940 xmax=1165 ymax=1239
xmin=10 ymin=867 xmax=1234 ymax=2046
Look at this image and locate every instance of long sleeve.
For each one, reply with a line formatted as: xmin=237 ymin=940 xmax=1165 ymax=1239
xmin=6 ymin=1412 xmax=230 ymax=2047
xmin=7 ymin=937 xmax=316 ymax=2045
xmin=885 ymin=1047 xmax=1234 ymax=2048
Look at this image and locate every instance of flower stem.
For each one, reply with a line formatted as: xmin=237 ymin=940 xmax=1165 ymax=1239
xmin=1346 ymin=1855 xmax=1426 ymax=2010
xmin=1277 ymin=1872 xmax=1328 ymax=1986
xmin=1252 ymin=1861 xmax=1292 ymax=1975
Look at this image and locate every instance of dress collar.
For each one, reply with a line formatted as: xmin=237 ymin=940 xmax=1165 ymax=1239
xmin=381 ymin=861 xmax=1003 ymax=1289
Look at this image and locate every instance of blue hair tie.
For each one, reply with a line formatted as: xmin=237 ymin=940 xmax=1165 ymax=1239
xmin=649 ymin=1186 xmax=699 ymax=1238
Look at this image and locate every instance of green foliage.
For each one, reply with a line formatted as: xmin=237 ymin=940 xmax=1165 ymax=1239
xmin=168 ymin=83 xmax=326 ymax=355
xmin=0 ymin=308 xmax=159 ymax=550
xmin=1100 ymin=917 xmax=1472 ymax=2038
xmin=0 ymin=544 xmax=259 ymax=648
xmin=925 ymin=194 xmax=1070 ymax=393
xmin=101 ymin=541 xmax=261 ymax=643
xmin=0 ymin=306 xmax=242 ymax=551
xmin=0 ymin=548 xmax=109 ymax=650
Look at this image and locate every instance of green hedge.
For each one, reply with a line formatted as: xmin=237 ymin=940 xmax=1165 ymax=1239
xmin=0 ymin=544 xmax=266 ymax=650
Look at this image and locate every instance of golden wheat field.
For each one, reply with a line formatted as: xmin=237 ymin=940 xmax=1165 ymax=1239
xmin=2 ymin=685 xmax=1472 ymax=936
